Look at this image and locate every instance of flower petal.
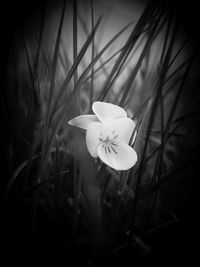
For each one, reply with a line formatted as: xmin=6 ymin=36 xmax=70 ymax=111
xmin=92 ymin=101 xmax=127 ymax=125
xmin=108 ymin=117 xmax=136 ymax=144
xmin=86 ymin=122 xmax=104 ymax=158
xmin=97 ymin=140 xmax=137 ymax=170
xmin=68 ymin=115 xmax=99 ymax=130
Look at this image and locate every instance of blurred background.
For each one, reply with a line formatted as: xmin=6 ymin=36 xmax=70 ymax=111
xmin=1 ymin=0 xmax=200 ymax=265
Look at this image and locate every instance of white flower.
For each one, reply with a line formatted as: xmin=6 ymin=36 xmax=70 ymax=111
xmin=68 ymin=101 xmax=137 ymax=171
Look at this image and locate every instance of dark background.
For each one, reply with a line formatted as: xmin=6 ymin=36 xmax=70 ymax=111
xmin=1 ymin=0 xmax=199 ymax=265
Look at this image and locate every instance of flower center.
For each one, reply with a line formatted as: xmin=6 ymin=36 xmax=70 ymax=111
xmin=98 ymin=129 xmax=119 ymax=154
xmin=102 ymin=135 xmax=109 ymax=143
xmin=99 ymin=128 xmax=118 ymax=142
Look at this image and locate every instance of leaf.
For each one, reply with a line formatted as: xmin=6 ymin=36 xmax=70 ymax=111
xmin=4 ymin=155 xmax=38 ymax=197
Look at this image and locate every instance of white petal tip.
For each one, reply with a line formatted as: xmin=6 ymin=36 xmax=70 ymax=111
xmin=67 ymin=115 xmax=99 ymax=130
xmin=68 ymin=119 xmax=73 ymax=126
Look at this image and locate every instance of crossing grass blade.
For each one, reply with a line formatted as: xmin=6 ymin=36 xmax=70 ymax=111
xmin=85 ymin=21 xmax=159 ymax=86
xmin=49 ymin=19 xmax=132 ymax=120
xmin=147 ymin=14 xmax=176 ymax=218
xmin=32 ymin=17 xmax=101 ymax=195
xmin=98 ymin=0 xmax=162 ymax=102
xmin=34 ymin=0 xmax=46 ymax=76
xmin=167 ymin=37 xmax=189 ymax=70
xmin=28 ymin=18 xmax=101 ymax=229
xmin=42 ymin=0 xmax=66 ymax=152
xmin=119 ymin=11 xmax=164 ymax=107
xmin=89 ymin=0 xmax=94 ymax=111
xmin=148 ymin=30 xmax=194 ymax=219
xmin=48 ymin=17 xmax=102 ymax=125
xmin=72 ymin=0 xmax=79 ymax=241
xmin=127 ymin=17 xmax=180 ymax=239
xmin=24 ymin=41 xmax=35 ymax=94
xmin=28 ymin=170 xmax=69 ymax=191
xmin=4 ymin=155 xmax=39 ymax=197
xmin=28 ymin=1 xmax=67 ymax=229
xmin=73 ymin=0 xmax=78 ymax=87
xmin=53 ymin=134 xmax=62 ymax=224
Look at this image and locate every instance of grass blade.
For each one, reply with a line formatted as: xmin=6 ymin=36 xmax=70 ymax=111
xmin=50 ymin=19 xmax=131 ymax=124
xmin=89 ymin=0 xmax=95 ymax=112
xmin=98 ymin=0 xmax=161 ymax=101
xmin=73 ymin=0 xmax=78 ymax=86
xmin=49 ymin=17 xmax=102 ymax=125
xmin=119 ymin=15 xmax=162 ymax=107
xmin=44 ymin=0 xmax=66 ymax=136
xmin=53 ymin=134 xmax=62 ymax=225
xmin=34 ymin=0 xmax=46 ymax=76
xmin=4 ymin=155 xmax=38 ymax=197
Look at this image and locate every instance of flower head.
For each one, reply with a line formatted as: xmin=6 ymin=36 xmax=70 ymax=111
xmin=68 ymin=101 xmax=137 ymax=170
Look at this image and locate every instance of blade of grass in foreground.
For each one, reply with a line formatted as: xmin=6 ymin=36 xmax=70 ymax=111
xmin=146 ymin=15 xmax=175 ymax=217
xmin=119 ymin=13 xmax=162 ymax=107
xmin=127 ymin=21 xmax=179 ymax=241
xmin=50 ymin=24 xmax=131 ymax=127
xmin=84 ymin=22 xmax=157 ymax=85
xmin=73 ymin=0 xmax=78 ymax=87
xmin=120 ymin=6 xmax=169 ymax=107
xmin=49 ymin=19 xmax=132 ymax=125
xmin=77 ymin=2 xmax=112 ymax=86
xmin=48 ymin=21 xmax=133 ymax=138
xmin=132 ymin=43 xmax=195 ymax=243
xmin=34 ymin=0 xmax=46 ymax=76
xmin=98 ymin=0 xmax=160 ymax=101
xmin=122 ymin=145 xmax=199 ymax=217
xmin=128 ymin=97 xmax=154 ymax=190
xmin=4 ymin=155 xmax=39 ymax=197
xmin=148 ymin=20 xmax=188 ymax=219
xmin=131 ymin=55 xmax=194 ymax=122
xmin=30 ymin=1 xmax=67 ymax=229
xmin=167 ymin=37 xmax=189 ymax=70
xmin=72 ymin=141 xmax=78 ymax=243
xmin=159 ymin=51 xmax=196 ymax=149
xmin=28 ymin=170 xmax=69 ymax=191
xmin=107 ymin=171 xmax=130 ymax=242
xmin=119 ymin=9 xmax=169 ymax=107
xmin=125 ymin=13 xmax=171 ymax=192
xmin=24 ymin=42 xmax=35 ymax=95
xmin=23 ymin=127 xmax=42 ymax=192
xmin=108 ymin=89 xmax=155 ymax=241
xmin=84 ymin=44 xmax=126 ymax=83
xmin=48 ymin=17 xmax=102 ymax=126
xmin=31 ymin=19 xmax=102 ymax=228
xmin=72 ymin=0 xmax=79 ymax=242
xmin=53 ymin=134 xmax=62 ymax=225
xmin=43 ymin=16 xmax=100 ymax=159
xmin=42 ymin=0 xmax=66 ymax=158
xmin=89 ymin=0 xmax=95 ymax=112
